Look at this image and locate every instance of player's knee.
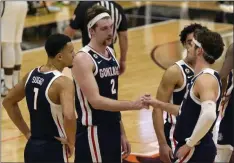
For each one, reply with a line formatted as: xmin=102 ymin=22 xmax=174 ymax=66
xmin=2 ymin=42 xmax=15 ymax=68
xmin=14 ymin=43 xmax=22 ymax=65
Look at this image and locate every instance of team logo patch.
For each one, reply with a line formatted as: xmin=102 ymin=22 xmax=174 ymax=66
xmin=185 ymin=68 xmax=190 ymax=74
xmin=93 ymin=54 xmax=98 ymax=59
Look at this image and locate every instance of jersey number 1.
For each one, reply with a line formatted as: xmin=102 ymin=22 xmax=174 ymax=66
xmin=111 ymin=79 xmax=116 ymax=94
xmin=34 ymin=87 xmax=39 ymax=110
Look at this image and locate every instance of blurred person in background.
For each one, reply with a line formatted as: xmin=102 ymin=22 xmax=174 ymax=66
xmin=1 ymin=1 xmax=28 ymax=97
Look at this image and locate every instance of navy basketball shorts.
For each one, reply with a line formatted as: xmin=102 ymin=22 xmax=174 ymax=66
xmin=173 ymin=139 xmax=216 ymax=163
xmin=75 ymin=121 xmax=121 ymax=163
xmin=24 ymin=137 xmax=68 ymax=163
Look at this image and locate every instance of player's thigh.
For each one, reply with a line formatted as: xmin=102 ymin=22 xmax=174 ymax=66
xmin=15 ymin=1 xmax=28 ymax=43
xmin=1 ymin=2 xmax=17 ymax=43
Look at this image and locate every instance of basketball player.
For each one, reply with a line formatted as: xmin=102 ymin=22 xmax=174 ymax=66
xmin=144 ymin=28 xmax=224 ymax=162
xmin=2 ymin=34 xmax=77 ymax=163
xmin=215 ymin=43 xmax=234 ymax=162
xmin=71 ymin=5 xmax=148 ymax=163
xmin=64 ymin=1 xmax=128 ymax=75
xmin=1 ymin=1 xmax=28 ymax=97
xmin=152 ymin=23 xmax=203 ymax=163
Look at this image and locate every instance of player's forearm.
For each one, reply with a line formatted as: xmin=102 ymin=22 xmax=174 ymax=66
xmin=152 ymin=109 xmax=168 ymax=145
xmin=90 ymin=96 xmax=135 ymax=111
xmin=64 ymin=26 xmax=76 ymax=39
xmin=64 ymin=115 xmax=77 ymax=146
xmin=120 ymin=120 xmax=127 ymax=136
xmin=118 ymin=31 xmax=128 ymax=62
xmin=3 ymin=102 xmax=30 ymax=138
xmin=186 ymin=101 xmax=216 ymax=147
xmin=219 ymin=57 xmax=233 ymax=79
xmin=221 ymin=77 xmax=228 ymax=95
xmin=219 ymin=43 xmax=233 ymax=79
xmin=158 ymin=101 xmax=179 ymax=116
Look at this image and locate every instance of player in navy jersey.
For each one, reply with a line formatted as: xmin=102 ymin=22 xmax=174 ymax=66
xmin=2 ymin=34 xmax=77 ymax=163
xmin=215 ymin=43 xmax=234 ymax=162
xmin=152 ymin=23 xmax=203 ymax=163
xmin=144 ymin=28 xmax=224 ymax=162
xmin=71 ymin=5 xmax=148 ymax=163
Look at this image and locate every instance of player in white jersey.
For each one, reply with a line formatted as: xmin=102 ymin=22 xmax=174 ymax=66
xmin=1 ymin=1 xmax=28 ymax=97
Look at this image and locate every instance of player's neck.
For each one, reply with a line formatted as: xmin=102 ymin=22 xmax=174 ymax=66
xmin=43 ymin=59 xmax=64 ymax=72
xmin=194 ymin=58 xmax=211 ymax=75
xmin=184 ymin=58 xmax=195 ymax=69
xmin=89 ymin=40 xmax=107 ymax=56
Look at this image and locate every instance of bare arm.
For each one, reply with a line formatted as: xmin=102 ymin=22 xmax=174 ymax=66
xmin=118 ymin=31 xmax=128 ymax=62
xmin=58 ymin=76 xmax=77 ymax=146
xmin=2 ymin=73 xmax=31 ymax=139
xmin=186 ymin=74 xmax=218 ymax=147
xmin=157 ymin=102 xmax=180 ymax=116
xmin=219 ymin=43 xmax=233 ymax=79
xmin=64 ymin=26 xmax=76 ymax=39
xmin=152 ymin=65 xmax=181 ymax=145
xmin=120 ymin=120 xmax=127 ymax=136
xmin=72 ymin=52 xmax=143 ymax=111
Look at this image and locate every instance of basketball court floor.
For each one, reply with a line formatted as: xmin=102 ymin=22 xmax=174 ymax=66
xmin=1 ymin=1 xmax=233 ymax=162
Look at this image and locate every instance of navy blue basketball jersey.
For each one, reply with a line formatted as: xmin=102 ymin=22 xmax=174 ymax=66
xmin=74 ymin=45 xmax=120 ymax=126
xmin=174 ymin=68 xmax=222 ymax=144
xmin=25 ymin=67 xmax=66 ymax=140
xmin=166 ymin=60 xmax=194 ymax=125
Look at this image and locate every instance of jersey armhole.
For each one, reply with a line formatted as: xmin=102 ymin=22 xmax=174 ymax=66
xmin=45 ymin=74 xmax=63 ymax=107
xmin=203 ymin=72 xmax=221 ymax=102
xmin=190 ymin=72 xmax=221 ymax=105
xmin=80 ymin=51 xmax=98 ymax=76
xmin=24 ymin=69 xmax=36 ymax=88
xmin=174 ymin=63 xmax=186 ymax=92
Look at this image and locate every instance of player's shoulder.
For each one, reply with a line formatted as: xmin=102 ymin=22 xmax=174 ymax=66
xmin=52 ymin=75 xmax=73 ymax=90
xmin=165 ymin=63 xmax=182 ymax=77
xmin=74 ymin=50 xmax=93 ymax=63
xmin=72 ymin=51 xmax=94 ymax=72
xmin=160 ymin=64 xmax=182 ymax=85
xmin=195 ymin=72 xmax=219 ymax=89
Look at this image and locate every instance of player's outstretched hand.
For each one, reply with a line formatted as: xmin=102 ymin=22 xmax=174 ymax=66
xmin=131 ymin=94 xmax=151 ymax=110
xmin=142 ymin=95 xmax=161 ymax=108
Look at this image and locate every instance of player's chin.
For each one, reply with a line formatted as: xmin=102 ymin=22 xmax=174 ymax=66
xmin=104 ymin=39 xmax=112 ymax=45
xmin=67 ymin=65 xmax=73 ymax=69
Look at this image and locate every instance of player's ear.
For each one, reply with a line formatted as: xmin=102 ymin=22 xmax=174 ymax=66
xmin=56 ymin=53 xmax=63 ymax=61
xmin=89 ymin=28 xmax=95 ymax=36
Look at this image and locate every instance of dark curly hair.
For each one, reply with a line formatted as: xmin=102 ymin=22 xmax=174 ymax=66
xmin=194 ymin=28 xmax=225 ymax=64
xmin=179 ymin=23 xmax=203 ymax=45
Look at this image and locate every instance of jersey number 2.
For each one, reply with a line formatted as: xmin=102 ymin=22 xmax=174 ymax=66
xmin=111 ymin=79 xmax=116 ymax=94
xmin=34 ymin=87 xmax=39 ymax=110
